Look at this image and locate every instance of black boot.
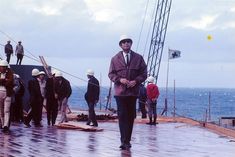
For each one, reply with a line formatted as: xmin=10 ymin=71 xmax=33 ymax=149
xmin=142 ymin=113 xmax=147 ymax=119
xmin=146 ymin=117 xmax=152 ymax=125
xmin=47 ymin=120 xmax=50 ymax=126
xmin=152 ymin=115 xmax=158 ymax=125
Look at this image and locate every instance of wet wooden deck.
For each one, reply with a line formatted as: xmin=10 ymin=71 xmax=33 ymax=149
xmin=1 ymin=115 xmax=235 ymax=157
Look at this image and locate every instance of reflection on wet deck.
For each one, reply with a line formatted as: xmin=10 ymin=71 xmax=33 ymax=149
xmin=1 ymin=119 xmax=235 ymax=157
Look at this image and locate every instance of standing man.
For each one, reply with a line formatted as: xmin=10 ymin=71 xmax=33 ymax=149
xmin=10 ymin=74 xmax=21 ymax=123
xmin=15 ymin=41 xmax=24 ymax=65
xmin=37 ymin=71 xmax=46 ymax=123
xmin=0 ymin=60 xmax=14 ymax=133
xmin=4 ymin=41 xmax=13 ymax=63
xmin=146 ymin=76 xmax=160 ymax=125
xmin=138 ymin=83 xmax=147 ymax=119
xmin=108 ymin=35 xmax=147 ymax=150
xmin=54 ymin=71 xmax=72 ymax=124
xmin=85 ymin=69 xmax=100 ymax=127
xmin=13 ymin=74 xmax=25 ymax=123
xmin=24 ymin=68 xmax=44 ymax=127
xmin=45 ymin=69 xmax=58 ymax=126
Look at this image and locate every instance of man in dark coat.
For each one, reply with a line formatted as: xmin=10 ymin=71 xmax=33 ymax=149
xmin=4 ymin=41 xmax=13 ymax=63
xmin=11 ymin=74 xmax=25 ymax=123
xmin=108 ymin=35 xmax=147 ymax=150
xmin=24 ymin=68 xmax=44 ymax=127
xmin=85 ymin=69 xmax=100 ymax=127
xmin=54 ymin=71 xmax=72 ymax=124
xmin=45 ymin=70 xmax=58 ymax=126
xmin=14 ymin=75 xmax=25 ymax=123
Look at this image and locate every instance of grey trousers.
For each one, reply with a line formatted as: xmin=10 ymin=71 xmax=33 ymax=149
xmin=147 ymin=99 xmax=157 ymax=118
xmin=58 ymin=97 xmax=68 ymax=123
xmin=0 ymin=91 xmax=11 ymax=128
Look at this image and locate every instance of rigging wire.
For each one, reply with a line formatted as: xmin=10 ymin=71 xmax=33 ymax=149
xmin=0 ymin=30 xmax=109 ymax=91
xmin=0 ymin=40 xmax=112 ymax=108
xmin=0 ymin=29 xmax=38 ymax=60
xmin=0 ymin=28 xmax=114 ymax=109
xmin=0 ymin=29 xmax=88 ymax=83
xmin=0 ymin=29 xmax=115 ymax=110
xmin=142 ymin=0 xmax=158 ymax=59
xmin=135 ymin=0 xmax=150 ymax=53
xmin=1 ymin=41 xmax=104 ymax=87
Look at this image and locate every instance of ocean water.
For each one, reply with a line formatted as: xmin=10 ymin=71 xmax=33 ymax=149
xmin=69 ymin=87 xmax=235 ymax=122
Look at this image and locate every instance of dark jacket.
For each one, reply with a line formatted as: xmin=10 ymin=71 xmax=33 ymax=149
xmin=54 ymin=77 xmax=72 ymax=100
xmin=0 ymin=68 xmax=14 ymax=96
xmin=85 ymin=76 xmax=100 ymax=103
xmin=139 ymin=84 xmax=147 ymax=102
xmin=16 ymin=79 xmax=25 ymax=97
xmin=108 ymin=51 xmax=147 ymax=96
xmin=5 ymin=43 xmax=13 ymax=55
xmin=28 ymin=78 xmax=43 ymax=105
xmin=45 ymin=77 xmax=56 ymax=99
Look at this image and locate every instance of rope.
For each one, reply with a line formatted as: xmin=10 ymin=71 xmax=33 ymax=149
xmin=1 ymin=40 xmax=113 ymax=109
xmin=0 ymin=29 xmax=38 ymax=60
xmin=0 ymin=29 xmax=114 ymax=109
xmin=135 ymin=0 xmax=150 ymax=53
xmin=142 ymin=0 xmax=158 ymax=58
xmin=0 ymin=30 xmax=109 ymax=90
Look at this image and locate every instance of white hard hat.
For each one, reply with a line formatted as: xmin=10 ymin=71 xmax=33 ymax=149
xmin=119 ymin=35 xmax=132 ymax=45
xmin=14 ymin=74 xmax=20 ymax=79
xmin=32 ymin=68 xmax=40 ymax=76
xmin=51 ymin=69 xmax=57 ymax=75
xmin=55 ymin=71 xmax=63 ymax=77
xmin=38 ymin=71 xmax=46 ymax=75
xmin=147 ymin=76 xmax=155 ymax=83
xmin=0 ymin=60 xmax=9 ymax=67
xmin=86 ymin=69 xmax=94 ymax=76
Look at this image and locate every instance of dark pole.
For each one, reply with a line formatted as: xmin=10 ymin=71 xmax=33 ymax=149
xmin=208 ymin=91 xmax=211 ymax=121
xmin=173 ymin=79 xmax=176 ymax=117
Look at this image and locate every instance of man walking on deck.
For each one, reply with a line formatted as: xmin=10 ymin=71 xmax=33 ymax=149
xmin=85 ymin=69 xmax=100 ymax=127
xmin=108 ymin=35 xmax=147 ymax=150
xmin=15 ymin=41 xmax=24 ymax=65
xmin=4 ymin=41 xmax=13 ymax=63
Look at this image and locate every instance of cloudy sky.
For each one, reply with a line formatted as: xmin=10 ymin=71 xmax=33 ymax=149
xmin=0 ymin=0 xmax=234 ymax=88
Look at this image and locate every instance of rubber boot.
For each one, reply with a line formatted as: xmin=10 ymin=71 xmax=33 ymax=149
xmin=146 ymin=117 xmax=152 ymax=125
xmin=152 ymin=115 xmax=158 ymax=125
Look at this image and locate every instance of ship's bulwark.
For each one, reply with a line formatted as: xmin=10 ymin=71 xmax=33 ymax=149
xmin=10 ymin=64 xmax=45 ymax=111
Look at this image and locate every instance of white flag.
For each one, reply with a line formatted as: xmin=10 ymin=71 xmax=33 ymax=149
xmin=168 ymin=49 xmax=181 ymax=59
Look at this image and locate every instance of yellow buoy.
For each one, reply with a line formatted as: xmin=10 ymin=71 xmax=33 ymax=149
xmin=207 ymin=35 xmax=212 ymax=41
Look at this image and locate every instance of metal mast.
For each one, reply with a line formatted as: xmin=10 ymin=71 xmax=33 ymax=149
xmin=146 ymin=0 xmax=172 ymax=82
